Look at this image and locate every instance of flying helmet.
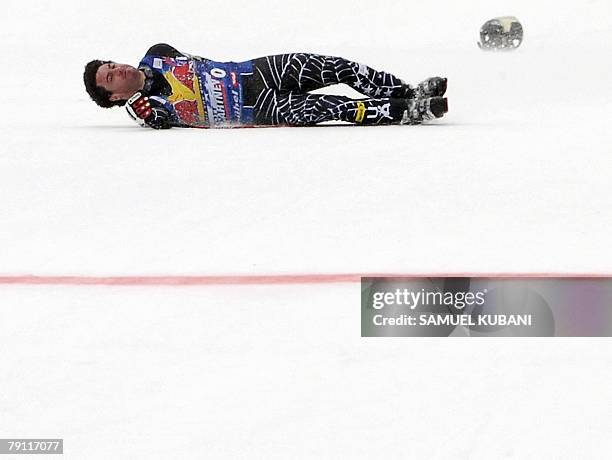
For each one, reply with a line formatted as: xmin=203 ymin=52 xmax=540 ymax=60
xmin=478 ymin=16 xmax=524 ymax=51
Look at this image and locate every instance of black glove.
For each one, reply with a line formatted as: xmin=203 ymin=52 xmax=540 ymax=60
xmin=126 ymin=92 xmax=171 ymax=129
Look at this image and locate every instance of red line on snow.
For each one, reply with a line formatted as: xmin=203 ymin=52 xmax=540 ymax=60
xmin=0 ymin=273 xmax=610 ymax=286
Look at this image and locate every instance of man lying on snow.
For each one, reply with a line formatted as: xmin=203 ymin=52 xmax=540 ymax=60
xmin=83 ymin=43 xmax=448 ymax=129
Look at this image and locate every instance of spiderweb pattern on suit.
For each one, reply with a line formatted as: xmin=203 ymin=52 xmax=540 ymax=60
xmin=252 ymin=53 xmax=407 ymax=125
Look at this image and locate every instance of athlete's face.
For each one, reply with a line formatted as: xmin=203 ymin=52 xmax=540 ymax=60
xmin=95 ymin=62 xmax=145 ymax=101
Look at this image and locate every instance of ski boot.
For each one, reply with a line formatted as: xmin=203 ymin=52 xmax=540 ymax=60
xmin=416 ymin=77 xmax=448 ymax=98
xmin=400 ymin=96 xmax=448 ymax=124
xmin=399 ymin=77 xmax=448 ymax=99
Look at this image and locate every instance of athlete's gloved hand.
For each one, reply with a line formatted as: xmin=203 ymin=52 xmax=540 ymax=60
xmin=126 ymin=92 xmax=171 ymax=129
xmin=127 ymin=92 xmax=152 ymax=120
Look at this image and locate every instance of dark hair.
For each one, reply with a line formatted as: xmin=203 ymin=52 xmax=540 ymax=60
xmin=83 ymin=60 xmax=126 ymax=108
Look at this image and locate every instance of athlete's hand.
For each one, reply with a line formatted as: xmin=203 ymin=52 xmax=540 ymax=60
xmin=127 ymin=92 xmax=152 ymax=120
xmin=126 ymin=92 xmax=171 ymax=129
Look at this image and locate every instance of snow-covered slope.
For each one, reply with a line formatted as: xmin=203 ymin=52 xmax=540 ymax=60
xmin=2 ymin=1 xmax=611 ymax=274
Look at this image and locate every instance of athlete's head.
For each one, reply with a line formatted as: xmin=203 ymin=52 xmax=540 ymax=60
xmin=83 ymin=60 xmax=145 ymax=108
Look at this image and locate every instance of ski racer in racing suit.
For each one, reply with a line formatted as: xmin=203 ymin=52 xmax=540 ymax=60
xmin=84 ymin=43 xmax=448 ymax=129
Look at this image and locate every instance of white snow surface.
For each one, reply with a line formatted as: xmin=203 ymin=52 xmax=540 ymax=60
xmin=1 ymin=1 xmax=611 ymax=459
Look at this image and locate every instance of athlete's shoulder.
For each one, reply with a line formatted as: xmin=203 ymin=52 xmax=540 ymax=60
xmin=144 ymin=43 xmax=183 ymax=58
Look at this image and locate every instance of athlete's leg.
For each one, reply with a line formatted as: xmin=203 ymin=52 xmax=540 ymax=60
xmin=250 ymin=54 xmax=449 ymax=126
xmin=275 ymin=93 xmax=408 ymax=126
xmin=252 ymin=53 xmax=408 ymax=97
xmin=279 ymin=53 xmax=410 ymax=98
xmin=251 ymin=53 xmax=447 ymax=105
xmin=254 ymin=91 xmax=448 ymax=126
